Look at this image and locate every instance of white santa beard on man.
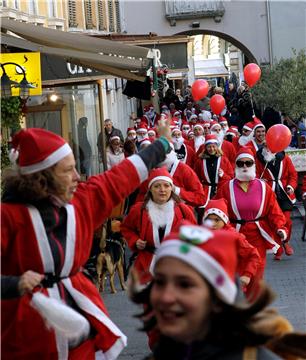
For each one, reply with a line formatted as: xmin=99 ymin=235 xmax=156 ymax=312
xmin=235 ymin=165 xmax=256 ymax=181
xmin=137 ymin=134 xmax=147 ymax=141
xmin=147 ymin=198 xmax=175 ymax=228
xmin=238 ymin=132 xmax=254 ymax=146
xmin=211 ymin=130 xmax=224 ymax=144
xmin=172 ymin=136 xmax=184 ymax=150
xmin=157 ymin=150 xmax=178 ymax=170
xmin=262 ymin=147 xmax=276 ymax=162
xmin=128 ymin=135 xmax=136 ymax=140
xmin=194 ymin=135 xmax=205 ymax=151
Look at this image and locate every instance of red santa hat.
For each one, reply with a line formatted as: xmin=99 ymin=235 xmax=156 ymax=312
xmin=127 ymin=127 xmax=136 ymax=134
xmin=139 ymin=138 xmax=152 ymax=148
xmin=202 ymin=120 xmax=211 ymax=128
xmin=136 ymin=122 xmax=148 ymax=132
xmin=171 ymin=127 xmax=181 ymax=135
xmin=226 ymin=126 xmax=239 ymax=137
xmin=236 ymin=146 xmax=255 ymax=161
xmin=148 ymin=167 xmax=173 ymax=189
xmin=218 ymin=116 xmax=228 ymax=125
xmin=252 ymin=117 xmax=265 ymax=131
xmin=203 ymin=198 xmax=229 ymax=224
xmin=9 ymin=128 xmax=72 ymax=175
xmin=147 ymin=128 xmax=156 ymax=136
xmin=187 ymin=129 xmax=194 ymax=137
xmin=193 ymin=123 xmax=204 ymax=131
xmin=189 ymin=114 xmax=198 ymax=122
xmin=181 ymin=121 xmax=190 ymax=130
xmin=173 ymin=110 xmax=182 ymax=118
xmin=210 ymin=120 xmax=222 ymax=131
xmin=110 ymin=135 xmax=120 ymax=142
xmin=154 ymin=222 xmax=238 ymax=304
xmin=242 ymin=121 xmax=255 ymax=132
xmin=205 ymin=134 xmax=219 ymax=146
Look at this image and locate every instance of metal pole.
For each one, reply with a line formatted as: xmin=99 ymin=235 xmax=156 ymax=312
xmin=266 ymin=0 xmax=273 ymax=67
xmin=97 ymin=80 xmax=107 ymax=171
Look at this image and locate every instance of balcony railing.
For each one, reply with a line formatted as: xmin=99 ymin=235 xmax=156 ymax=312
xmin=165 ymin=0 xmax=225 ymax=22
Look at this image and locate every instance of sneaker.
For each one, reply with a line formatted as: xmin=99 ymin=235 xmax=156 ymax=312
xmin=274 ymin=246 xmax=283 ymax=261
xmin=283 ymin=242 xmax=294 ymax=256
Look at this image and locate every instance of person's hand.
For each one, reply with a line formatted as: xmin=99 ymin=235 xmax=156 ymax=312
xmin=240 ymin=276 xmax=251 ymax=288
xmin=277 ymin=229 xmax=286 ymax=240
xmin=218 ymin=168 xmax=224 ymax=178
xmin=136 ymin=239 xmax=147 ymax=250
xmin=18 ymin=270 xmax=44 ymax=295
xmin=156 ymin=118 xmax=172 ymax=142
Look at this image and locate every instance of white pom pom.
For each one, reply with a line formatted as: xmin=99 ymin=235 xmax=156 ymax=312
xmin=9 ymin=149 xmax=19 ymax=165
xmin=31 ymin=292 xmax=90 ymax=340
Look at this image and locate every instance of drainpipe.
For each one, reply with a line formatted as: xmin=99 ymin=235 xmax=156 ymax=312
xmin=266 ymin=0 xmax=273 ymax=67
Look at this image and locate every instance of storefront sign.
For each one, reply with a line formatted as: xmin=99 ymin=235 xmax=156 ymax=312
xmin=285 ymin=148 xmax=306 ymax=172
xmin=0 ymin=52 xmax=42 ymax=96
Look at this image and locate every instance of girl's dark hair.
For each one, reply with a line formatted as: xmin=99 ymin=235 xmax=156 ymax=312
xmin=130 ymin=275 xmax=279 ymax=347
xmin=2 ymin=166 xmax=65 ymax=203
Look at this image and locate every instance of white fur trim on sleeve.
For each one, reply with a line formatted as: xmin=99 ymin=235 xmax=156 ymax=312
xmin=127 ymin=155 xmax=148 ymax=183
xmin=174 ymin=186 xmax=181 ymax=195
xmin=286 ymin=185 xmax=294 ymax=192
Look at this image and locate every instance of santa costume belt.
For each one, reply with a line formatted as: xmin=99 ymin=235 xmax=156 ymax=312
xmin=41 ymin=273 xmax=69 ymax=288
xmin=230 ymin=217 xmax=264 ymax=225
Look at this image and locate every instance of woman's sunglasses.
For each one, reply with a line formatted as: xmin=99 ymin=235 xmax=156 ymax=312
xmin=236 ymin=160 xmax=254 ymax=168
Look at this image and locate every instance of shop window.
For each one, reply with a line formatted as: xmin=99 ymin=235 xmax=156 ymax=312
xmin=48 ymin=0 xmax=57 ymax=18
xmin=68 ymin=0 xmax=78 ymax=28
xmin=28 ymin=0 xmax=38 ymax=15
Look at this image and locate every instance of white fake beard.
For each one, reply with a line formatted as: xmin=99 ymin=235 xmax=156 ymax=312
xmin=194 ymin=136 xmax=205 ymax=151
xmin=262 ymin=147 xmax=276 ymax=162
xmin=211 ymin=131 xmax=224 ymax=144
xmin=172 ymin=136 xmax=184 ymax=150
xmin=137 ymin=134 xmax=147 ymax=141
xmin=147 ymin=199 xmax=174 ymax=228
xmin=128 ymin=135 xmax=136 ymax=141
xmin=202 ymin=219 xmax=215 ymax=228
xmin=235 ymin=165 xmax=256 ymax=181
xmin=238 ymin=132 xmax=253 ymax=146
xmin=157 ymin=150 xmax=178 ymax=170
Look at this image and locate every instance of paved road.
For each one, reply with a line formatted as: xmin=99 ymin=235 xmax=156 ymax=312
xmin=102 ymin=211 xmax=306 ymax=359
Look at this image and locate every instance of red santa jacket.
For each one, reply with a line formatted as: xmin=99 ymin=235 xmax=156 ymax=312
xmin=121 ymin=200 xmax=196 ymax=283
xmin=256 ymin=153 xmax=298 ymax=204
xmin=222 ymin=224 xmax=260 ymax=279
xmin=1 ymin=156 xmax=149 ymax=360
xmin=221 ymin=139 xmax=237 ymax=167
xmin=216 ymin=179 xmax=287 ymax=252
xmin=194 ymin=155 xmax=234 ymax=207
xmin=136 ymin=160 xmax=206 ymax=207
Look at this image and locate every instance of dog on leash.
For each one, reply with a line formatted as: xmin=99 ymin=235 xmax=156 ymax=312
xmin=96 ymin=219 xmax=127 ymax=294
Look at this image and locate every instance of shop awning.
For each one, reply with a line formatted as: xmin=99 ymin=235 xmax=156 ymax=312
xmin=194 ymin=58 xmax=229 ymax=77
xmin=1 ymin=18 xmax=151 ymax=81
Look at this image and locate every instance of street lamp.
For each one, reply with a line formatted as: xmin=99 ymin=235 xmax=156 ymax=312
xmin=0 ymin=62 xmax=36 ymax=99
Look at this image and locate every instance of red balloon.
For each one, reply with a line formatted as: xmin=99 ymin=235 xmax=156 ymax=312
xmin=266 ymin=124 xmax=292 ymax=153
xmin=191 ymin=79 xmax=209 ymax=101
xmin=243 ymin=63 xmax=261 ymax=88
xmin=210 ymin=94 xmax=225 ymax=115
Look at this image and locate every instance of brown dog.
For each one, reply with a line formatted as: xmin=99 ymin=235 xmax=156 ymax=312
xmin=96 ymin=220 xmax=127 ymax=294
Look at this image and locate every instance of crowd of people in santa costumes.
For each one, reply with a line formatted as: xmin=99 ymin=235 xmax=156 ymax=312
xmin=1 ymin=125 xmax=173 ymax=359
xmin=2 ymin=92 xmax=304 ymax=359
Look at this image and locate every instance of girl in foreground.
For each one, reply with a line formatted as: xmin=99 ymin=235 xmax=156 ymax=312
xmin=130 ymin=223 xmax=306 ymax=360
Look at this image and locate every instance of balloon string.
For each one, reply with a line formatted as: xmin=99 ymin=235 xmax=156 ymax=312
xmin=249 ymin=90 xmax=256 ymax=118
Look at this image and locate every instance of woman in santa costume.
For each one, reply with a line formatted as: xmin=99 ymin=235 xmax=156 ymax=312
xmin=121 ymin=167 xmax=196 ymax=285
xmin=1 ymin=126 xmax=172 ymax=360
xmin=194 ymin=134 xmax=234 ymax=209
xmin=256 ymin=145 xmax=297 ymax=260
xmin=202 ymin=198 xmax=260 ymax=297
xmin=136 ymin=148 xmax=206 ymax=208
xmin=216 ymin=147 xmax=288 ymax=285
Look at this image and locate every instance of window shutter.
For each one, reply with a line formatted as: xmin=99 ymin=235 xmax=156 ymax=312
xmin=68 ymin=0 xmax=78 ymax=27
xmin=85 ymin=0 xmax=93 ymax=29
xmin=98 ymin=0 xmax=107 ymax=31
xmin=108 ymin=0 xmax=115 ymax=32
xmin=115 ymin=0 xmax=121 ymax=33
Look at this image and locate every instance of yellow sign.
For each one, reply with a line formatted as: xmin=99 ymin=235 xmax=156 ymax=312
xmin=0 ymin=52 xmax=42 ymax=96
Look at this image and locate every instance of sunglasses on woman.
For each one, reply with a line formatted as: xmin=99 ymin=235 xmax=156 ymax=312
xmin=236 ymin=160 xmax=254 ymax=168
